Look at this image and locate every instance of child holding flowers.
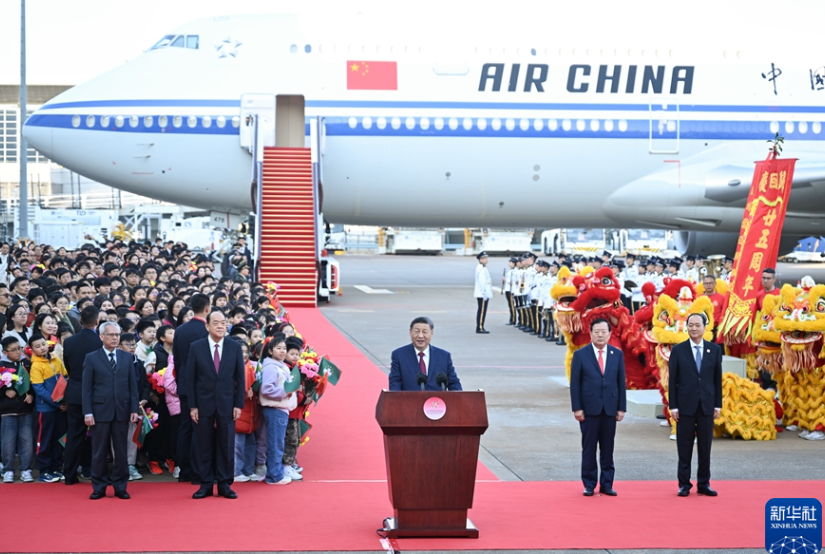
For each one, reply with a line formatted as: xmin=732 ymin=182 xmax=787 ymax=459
xmin=1 ymin=336 xmax=34 ymax=483
xmin=259 ymin=333 xmax=296 ymax=485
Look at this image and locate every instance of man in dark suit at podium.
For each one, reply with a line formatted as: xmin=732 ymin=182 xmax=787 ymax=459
xmin=389 ymin=317 xmax=462 ymax=391
xmin=669 ymin=312 xmax=722 ymax=497
xmin=570 ymin=318 xmax=626 ymax=497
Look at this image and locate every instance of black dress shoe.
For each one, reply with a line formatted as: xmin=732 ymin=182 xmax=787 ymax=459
xmin=89 ymin=490 xmax=106 ymax=500
xmin=475 ymin=329 xmax=489 ymax=334
xmin=114 ymin=490 xmax=130 ymax=500
xmin=599 ymin=487 xmax=617 ymax=496
xmin=506 ymin=322 xmax=515 ymax=326
xmin=65 ymin=478 xmax=79 ymax=485
xmin=697 ymin=486 xmax=718 ymax=496
xmin=677 ymin=486 xmax=691 ymax=497
xmin=192 ymin=487 xmax=213 ymax=499
xmin=217 ymin=487 xmax=237 ymax=499
xmin=583 ymin=487 xmax=595 ymax=496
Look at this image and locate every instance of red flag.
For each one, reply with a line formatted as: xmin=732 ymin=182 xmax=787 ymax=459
xmin=719 ymin=153 xmax=796 ymax=345
xmin=346 ymin=61 xmax=397 ymax=90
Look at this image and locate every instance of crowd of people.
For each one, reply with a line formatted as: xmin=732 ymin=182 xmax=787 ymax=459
xmin=0 ymin=238 xmax=315 ymax=492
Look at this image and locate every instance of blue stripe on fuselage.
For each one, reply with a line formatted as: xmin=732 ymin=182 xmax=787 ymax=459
xmin=24 ymin=113 xmax=824 ymax=141
xmin=35 ymin=98 xmax=825 ymax=114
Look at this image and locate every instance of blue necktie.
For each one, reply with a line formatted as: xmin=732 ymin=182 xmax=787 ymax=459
xmin=694 ymin=345 xmax=702 ymax=373
xmin=109 ymin=352 xmax=116 ymax=370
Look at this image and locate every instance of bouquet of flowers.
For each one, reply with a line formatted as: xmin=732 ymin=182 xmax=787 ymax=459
xmin=149 ymin=368 xmax=166 ymax=394
xmin=0 ymin=371 xmax=20 ymax=388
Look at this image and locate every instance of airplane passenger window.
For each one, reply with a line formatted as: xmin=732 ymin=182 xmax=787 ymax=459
xmin=150 ymin=35 xmax=175 ymax=50
xmin=187 ymin=116 xmax=197 ymax=128
xmin=186 ymin=36 xmax=199 ymax=49
xmin=202 ymin=116 xmax=212 ymax=128
xmin=170 ymin=36 xmax=185 ymax=48
xmin=129 ymin=116 xmax=139 ymax=128
xmin=304 ymin=44 xmax=311 ymax=53
xmin=86 ymin=115 xmax=95 ymax=128
xmin=71 ymin=115 xmax=80 ymax=128
xmin=159 ymin=115 xmax=168 ymax=127
xmin=290 ymin=44 xmax=297 ymax=53
xmin=173 ymin=116 xmax=182 ymax=128
xmin=115 ymin=116 xmax=124 ymax=128
xmin=231 ymin=116 xmax=240 ymax=128
xmin=144 ymin=116 xmax=153 ymax=127
xmin=216 ymin=116 xmax=226 ymax=128
xmin=101 ymin=116 xmax=110 ymax=127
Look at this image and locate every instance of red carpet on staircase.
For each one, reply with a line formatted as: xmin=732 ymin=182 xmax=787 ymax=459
xmin=4 ymin=307 xmax=817 ymax=552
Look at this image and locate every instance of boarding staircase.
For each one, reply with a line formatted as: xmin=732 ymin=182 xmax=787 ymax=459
xmin=258 ymin=147 xmax=318 ymax=307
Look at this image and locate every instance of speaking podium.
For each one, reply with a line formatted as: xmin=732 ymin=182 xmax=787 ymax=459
xmin=375 ymin=390 xmax=488 ymax=538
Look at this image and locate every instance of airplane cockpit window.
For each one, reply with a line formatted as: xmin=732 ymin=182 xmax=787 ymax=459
xmin=150 ymin=35 xmax=175 ymax=50
xmin=150 ymin=34 xmax=199 ymax=50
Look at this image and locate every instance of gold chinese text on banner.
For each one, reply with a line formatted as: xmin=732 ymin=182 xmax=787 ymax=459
xmin=719 ymin=154 xmax=797 ymax=345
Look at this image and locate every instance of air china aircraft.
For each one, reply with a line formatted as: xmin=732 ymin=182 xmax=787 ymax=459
xmin=22 ymin=12 xmax=825 ymax=255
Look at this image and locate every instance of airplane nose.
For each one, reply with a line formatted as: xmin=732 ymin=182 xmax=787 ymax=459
xmin=22 ymin=112 xmax=54 ymax=159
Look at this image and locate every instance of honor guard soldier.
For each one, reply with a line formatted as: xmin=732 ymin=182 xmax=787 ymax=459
xmin=512 ymin=257 xmax=526 ymax=329
xmin=531 ymin=261 xmax=550 ymax=337
xmin=591 ymin=256 xmax=603 ymax=270
xmin=667 ymin=258 xmax=685 ymax=280
xmin=520 ymin=253 xmax=538 ymax=334
xmin=543 ymin=262 xmax=560 ymax=341
xmin=615 ymin=259 xmax=633 ymax=311
xmin=601 ymin=250 xmax=613 ymax=265
xmin=653 ymin=258 xmax=667 ymax=291
xmin=720 ymin=257 xmax=734 ymax=282
xmin=684 ymin=256 xmax=699 ymax=284
xmin=474 ymin=251 xmax=492 ymax=334
xmin=503 ymin=257 xmax=518 ymax=326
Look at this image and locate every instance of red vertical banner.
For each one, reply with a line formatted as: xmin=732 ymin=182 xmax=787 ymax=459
xmin=719 ymin=154 xmax=797 ymax=344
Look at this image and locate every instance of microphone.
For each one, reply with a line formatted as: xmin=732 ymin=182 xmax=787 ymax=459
xmin=416 ymin=373 xmax=427 ymax=391
xmin=436 ymin=372 xmax=448 ymax=391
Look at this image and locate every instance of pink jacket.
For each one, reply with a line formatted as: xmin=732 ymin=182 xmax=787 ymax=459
xmin=163 ymin=356 xmax=181 ymax=416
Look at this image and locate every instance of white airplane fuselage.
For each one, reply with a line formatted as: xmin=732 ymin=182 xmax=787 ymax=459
xmin=23 ymin=14 xmax=825 ymax=252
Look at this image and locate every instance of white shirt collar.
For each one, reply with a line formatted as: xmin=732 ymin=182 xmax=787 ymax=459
xmin=592 ymin=343 xmax=607 ymax=356
xmin=690 ymin=337 xmax=704 ymax=347
xmin=208 ymin=336 xmax=224 ymax=350
xmin=103 ymin=346 xmax=117 ymax=357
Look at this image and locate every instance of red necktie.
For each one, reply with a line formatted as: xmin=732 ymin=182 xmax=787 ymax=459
xmin=598 ymin=349 xmax=605 ymax=375
xmin=418 ymin=352 xmax=426 ymax=374
xmin=213 ymin=344 xmax=221 ymax=373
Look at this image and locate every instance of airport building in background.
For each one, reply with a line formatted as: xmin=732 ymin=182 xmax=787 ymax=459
xmin=0 ymin=84 xmax=201 ymax=243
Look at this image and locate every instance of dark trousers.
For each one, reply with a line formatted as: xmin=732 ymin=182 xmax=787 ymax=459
xmin=167 ymin=414 xmax=180 ymax=463
xmin=505 ymin=291 xmax=516 ymax=324
xmin=475 ymin=297 xmax=488 ymax=331
xmin=533 ymin=304 xmax=541 ymax=333
xmin=63 ymin=403 xmax=92 ymax=480
xmin=282 ymin=418 xmax=301 ymax=466
xmin=621 ymin=296 xmax=632 ymax=312
xmin=36 ymin=411 xmax=67 ymax=473
xmin=632 ymin=301 xmax=642 ymax=314
xmin=177 ymin=396 xmax=197 ymax=480
xmin=580 ymin=410 xmax=617 ymax=489
xmin=194 ymin=411 xmax=235 ymax=489
xmin=676 ymin=406 xmax=714 ymax=488
xmin=90 ymin=418 xmax=129 ymax=494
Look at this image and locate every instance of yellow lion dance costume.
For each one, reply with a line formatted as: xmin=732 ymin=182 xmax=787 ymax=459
xmin=771 ymin=279 xmax=825 ymax=440
xmin=652 ymin=283 xmax=775 ymax=440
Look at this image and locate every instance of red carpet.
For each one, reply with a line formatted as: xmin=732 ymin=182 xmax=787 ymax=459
xmin=4 ymin=480 xmax=818 ymax=551
xmin=5 ymin=308 xmax=821 ymax=552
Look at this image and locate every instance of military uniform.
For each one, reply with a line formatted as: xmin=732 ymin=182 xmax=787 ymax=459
xmin=474 ymin=251 xmax=493 ymax=333
xmin=503 ymin=257 xmax=518 ymax=325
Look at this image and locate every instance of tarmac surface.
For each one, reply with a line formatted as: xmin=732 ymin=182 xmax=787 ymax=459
xmin=305 ymin=255 xmax=824 ymax=554
xmin=324 ymin=255 xmax=825 ymax=484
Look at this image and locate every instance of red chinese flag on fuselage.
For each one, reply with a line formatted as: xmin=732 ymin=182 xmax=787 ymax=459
xmin=346 ymin=61 xmax=397 ymax=90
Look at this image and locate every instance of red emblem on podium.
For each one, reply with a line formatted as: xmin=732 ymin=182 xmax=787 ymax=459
xmin=423 ymin=397 xmax=446 ymax=420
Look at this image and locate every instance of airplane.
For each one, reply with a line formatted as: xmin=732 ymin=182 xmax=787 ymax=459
xmin=22 ymin=9 xmax=825 ymax=256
